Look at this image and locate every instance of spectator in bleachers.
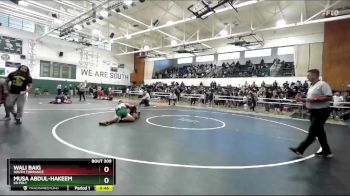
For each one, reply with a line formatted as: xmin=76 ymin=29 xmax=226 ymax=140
xmin=153 ymin=58 xmax=295 ymax=79
xmin=345 ymin=92 xmax=350 ymax=102
xmin=273 ymin=80 xmax=278 ymax=88
xmin=303 ymin=80 xmax=309 ymax=89
xmin=134 ymin=76 xmax=333 ymax=114
xmin=333 ymin=92 xmax=344 ymax=119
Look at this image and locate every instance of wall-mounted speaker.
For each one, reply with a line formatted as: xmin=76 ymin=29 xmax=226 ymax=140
xmin=20 ymin=55 xmax=26 ymax=59
xmin=59 ymin=51 xmax=63 ymax=57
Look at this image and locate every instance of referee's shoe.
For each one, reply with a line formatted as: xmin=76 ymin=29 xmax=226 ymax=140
xmin=315 ymin=151 xmax=333 ymax=158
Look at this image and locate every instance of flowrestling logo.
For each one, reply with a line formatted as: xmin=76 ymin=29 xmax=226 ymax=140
xmin=322 ymin=9 xmax=339 ymax=17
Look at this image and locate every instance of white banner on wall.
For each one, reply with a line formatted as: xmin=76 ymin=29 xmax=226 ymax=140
xmin=76 ymin=57 xmax=130 ymax=85
xmin=78 ymin=68 xmax=129 ymax=83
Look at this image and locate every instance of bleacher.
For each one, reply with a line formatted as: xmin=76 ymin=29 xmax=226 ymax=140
xmin=153 ymin=58 xmax=295 ymax=79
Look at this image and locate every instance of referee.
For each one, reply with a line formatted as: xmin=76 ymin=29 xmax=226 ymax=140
xmin=290 ymin=69 xmax=333 ymax=158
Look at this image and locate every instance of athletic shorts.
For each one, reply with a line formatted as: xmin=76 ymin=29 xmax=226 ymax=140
xmin=116 ymin=107 xmax=128 ymax=118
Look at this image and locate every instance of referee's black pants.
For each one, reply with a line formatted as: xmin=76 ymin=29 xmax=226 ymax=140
xmin=297 ymin=107 xmax=332 ymax=154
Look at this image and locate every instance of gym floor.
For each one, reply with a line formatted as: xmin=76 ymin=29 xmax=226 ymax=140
xmin=0 ymin=96 xmax=350 ymax=195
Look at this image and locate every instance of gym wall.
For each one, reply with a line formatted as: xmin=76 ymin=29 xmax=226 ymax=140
xmin=0 ymin=26 xmax=134 ymax=93
xmin=323 ymin=18 xmax=350 ymax=91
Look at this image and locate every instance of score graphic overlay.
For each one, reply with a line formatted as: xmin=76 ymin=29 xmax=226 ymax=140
xmin=7 ymin=159 xmax=115 ymax=191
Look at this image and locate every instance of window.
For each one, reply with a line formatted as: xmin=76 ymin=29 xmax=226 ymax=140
xmin=40 ymin=61 xmax=51 ymax=77
xmin=178 ymin=57 xmax=193 ymax=64
xmin=9 ymin=16 xmax=22 ymax=30
xmin=245 ymin=48 xmax=271 ymax=58
xmin=196 ymin=55 xmax=214 ymax=63
xmin=218 ymin=52 xmax=240 ymax=61
xmin=278 ymin=46 xmax=294 ymax=55
xmin=98 ymin=42 xmax=112 ymax=51
xmin=40 ymin=60 xmax=76 ymax=79
xmin=52 ymin=62 xmax=61 ymax=78
xmin=22 ymin=20 xmax=35 ymax=32
xmin=0 ymin=12 xmax=37 ymax=33
xmin=0 ymin=13 xmax=9 ymax=27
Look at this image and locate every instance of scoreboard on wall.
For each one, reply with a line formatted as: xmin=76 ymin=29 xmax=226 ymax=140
xmin=7 ymin=158 xmax=116 ymax=192
xmin=0 ymin=36 xmax=23 ymax=54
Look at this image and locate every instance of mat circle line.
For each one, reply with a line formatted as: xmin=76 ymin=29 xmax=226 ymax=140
xmin=146 ymin=115 xmax=226 ymax=130
xmin=52 ymin=109 xmax=319 ymax=169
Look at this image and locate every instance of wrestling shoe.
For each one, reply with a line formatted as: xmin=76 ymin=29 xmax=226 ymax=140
xmin=315 ymin=152 xmax=333 ymax=158
xmin=289 ymin=147 xmax=303 ymax=157
xmin=99 ymin=121 xmax=110 ymax=126
xmin=1 ymin=116 xmax=10 ymax=121
xmin=15 ymin=119 xmax=22 ymax=125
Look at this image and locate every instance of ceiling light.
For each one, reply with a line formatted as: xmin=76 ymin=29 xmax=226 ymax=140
xmin=115 ymin=8 xmax=121 ymax=12
xmin=18 ymin=0 xmax=29 ymax=6
xmin=92 ymin=18 xmax=96 ymax=23
xmin=219 ymin=29 xmax=228 ymax=36
xmin=92 ymin=29 xmax=100 ymax=35
xmin=100 ymin=10 xmax=108 ymax=17
xmin=171 ymin=40 xmax=177 ymax=46
xmin=125 ymin=34 xmax=131 ymax=39
xmin=202 ymin=10 xmax=214 ymax=18
xmin=235 ymin=0 xmax=258 ymax=8
xmin=86 ymin=21 xmax=91 ymax=25
xmin=124 ymin=0 xmax=133 ymax=6
xmin=74 ymin=24 xmax=82 ymax=30
xmin=139 ymin=0 xmax=145 ymax=2
xmin=276 ymin=19 xmax=286 ymax=27
xmin=54 ymin=18 xmax=63 ymax=24
xmin=98 ymin=16 xmax=104 ymax=20
xmin=144 ymin=45 xmax=150 ymax=50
